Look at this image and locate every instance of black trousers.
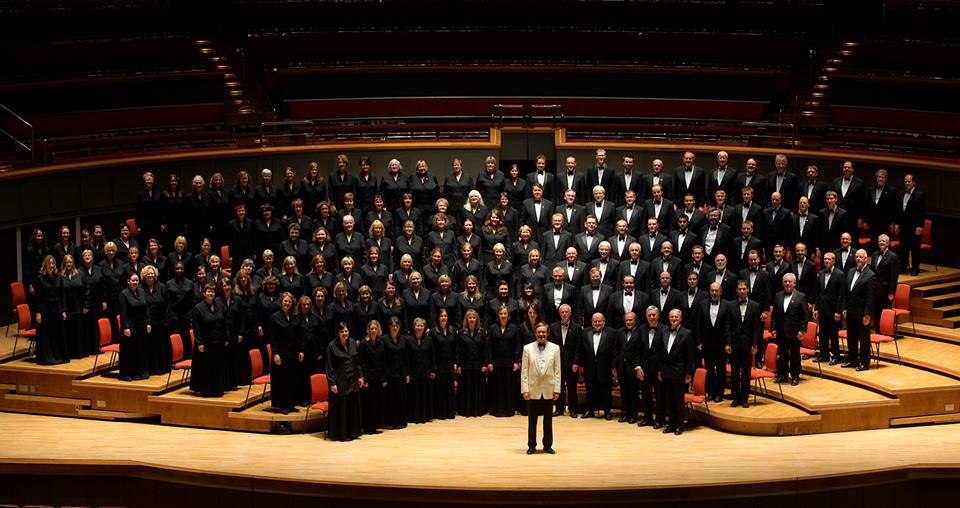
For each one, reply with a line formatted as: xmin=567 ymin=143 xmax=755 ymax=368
xmin=847 ymin=313 xmax=871 ymax=367
xmin=619 ymin=369 xmax=639 ymax=419
xmin=527 ymin=397 xmax=554 ymax=450
xmin=583 ymin=370 xmax=612 ymax=413
xmin=820 ymin=315 xmax=840 ymax=361
xmin=704 ymin=347 xmax=726 ymax=398
xmin=776 ymin=337 xmax=801 ymax=380
xmin=661 ymin=378 xmax=686 ymax=429
xmin=900 ymin=228 xmax=920 ymax=271
xmin=555 ymin=357 xmax=580 ymax=414
xmin=639 ymin=376 xmax=663 ymax=424
xmin=872 ymin=293 xmax=892 ymax=333
xmin=729 ymin=346 xmax=752 ymax=402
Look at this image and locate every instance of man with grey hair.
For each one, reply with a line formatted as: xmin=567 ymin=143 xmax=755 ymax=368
xmin=674 ymin=151 xmax=706 ymax=206
xmin=770 ymin=272 xmax=808 ymax=385
xmin=865 ymin=168 xmax=897 ymax=250
xmin=843 ymin=249 xmax=876 ymax=370
xmin=767 ymin=154 xmax=798 ymax=211
xmin=870 ymin=234 xmax=900 ymax=332
xmin=708 ymin=150 xmax=738 ymax=207
xmin=586 ymin=185 xmax=616 ymax=236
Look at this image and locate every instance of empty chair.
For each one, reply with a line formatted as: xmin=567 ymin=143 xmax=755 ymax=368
xmin=244 ymin=348 xmax=271 ymax=406
xmin=892 ymin=283 xmax=915 ymax=335
xmin=167 ymin=333 xmax=193 ymax=386
xmin=798 ymin=321 xmax=821 ymax=377
xmin=870 ymin=309 xmax=901 ymax=367
xmin=684 ymin=367 xmax=709 ymax=417
xmin=750 ymin=342 xmax=782 ymax=403
xmin=92 ymin=317 xmax=118 ymax=372
xmin=303 ymin=373 xmax=330 ymax=434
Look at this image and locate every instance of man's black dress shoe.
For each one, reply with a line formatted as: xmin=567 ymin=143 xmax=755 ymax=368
xmin=829 ymin=358 xmax=841 ymax=366
xmin=604 ymin=413 xmax=612 ymax=421
xmin=543 ymin=448 xmax=555 ymax=454
xmin=580 ymin=411 xmax=595 ymax=419
xmin=618 ymin=415 xmax=629 ymax=423
xmin=841 ymin=362 xmax=857 ymax=368
xmin=856 ymin=365 xmax=869 ymax=371
xmin=527 ymin=448 xmax=536 ymax=455
xmin=731 ymin=400 xmax=741 ymax=408
xmin=741 ymin=399 xmax=750 ymax=408
xmin=674 ymin=427 xmax=684 ymax=435
xmin=790 ymin=378 xmax=799 ymax=386
xmin=662 ymin=426 xmax=674 ymax=434
xmin=628 ymin=418 xmax=637 ymax=424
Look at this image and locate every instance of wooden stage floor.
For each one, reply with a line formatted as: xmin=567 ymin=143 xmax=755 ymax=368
xmin=1 ymin=412 xmax=959 ymax=504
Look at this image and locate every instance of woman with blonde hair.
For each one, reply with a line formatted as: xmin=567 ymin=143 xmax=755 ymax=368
xmin=60 ymin=254 xmax=88 ymax=359
xmin=141 ymin=264 xmax=172 ymax=375
xmin=35 ymin=255 xmax=67 ymax=365
xmin=270 ymin=292 xmax=304 ymax=414
xmin=360 ymin=319 xmax=386 ymax=434
xmin=457 ymin=308 xmax=486 ymax=416
xmin=406 ymin=317 xmax=435 ymax=424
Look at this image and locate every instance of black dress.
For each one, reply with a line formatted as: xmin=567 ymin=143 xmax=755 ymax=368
xmin=189 ymin=300 xmax=228 ymax=396
xmin=165 ymin=276 xmax=196 ymax=358
xmin=269 ymin=311 xmax=304 ymax=412
xmin=486 ymin=323 xmax=521 ymax=417
xmin=219 ymin=295 xmax=241 ymax=391
xmin=35 ymin=273 xmax=67 ymax=365
xmin=457 ymin=329 xmax=486 ymax=416
xmin=325 ymin=338 xmax=363 ymax=441
xmin=360 ymin=338 xmax=386 ymax=434
xmin=118 ymin=287 xmax=151 ymax=379
xmin=80 ymin=265 xmax=106 ymax=355
xmin=143 ymin=283 xmax=172 ymax=375
xmin=383 ymin=334 xmax=409 ymax=429
xmin=401 ymin=288 xmax=432 ymax=332
xmin=406 ymin=333 xmax=435 ymax=424
xmin=296 ymin=312 xmax=326 ymax=404
xmin=98 ymin=258 xmax=127 ymax=343
xmin=234 ymin=292 xmax=260 ymax=383
xmin=61 ymin=273 xmax=87 ymax=359
xmin=431 ymin=326 xmax=458 ymax=420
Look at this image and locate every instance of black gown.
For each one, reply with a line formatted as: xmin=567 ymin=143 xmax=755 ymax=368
xmin=325 ymin=338 xmax=363 ymax=441
xmin=61 ymin=273 xmax=87 ymax=359
xmin=383 ymin=334 xmax=409 ymax=429
xmin=98 ymin=258 xmax=126 ymax=343
xmin=35 ymin=273 xmax=67 ymax=365
xmin=360 ymin=338 xmax=386 ymax=433
xmin=269 ymin=311 xmax=304 ymax=412
xmin=165 ymin=276 xmax=196 ymax=358
xmin=486 ymin=323 xmax=521 ymax=417
xmin=457 ymin=329 xmax=486 ymax=416
xmin=118 ymin=287 xmax=151 ymax=379
xmin=189 ymin=301 xmax=228 ymax=396
xmin=431 ymin=326 xmax=458 ymax=420
xmin=144 ymin=284 xmax=172 ymax=375
xmin=80 ymin=265 xmax=106 ymax=355
xmin=406 ymin=333 xmax=435 ymax=423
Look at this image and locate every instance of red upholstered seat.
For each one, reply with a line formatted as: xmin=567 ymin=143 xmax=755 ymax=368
xmin=304 ymin=373 xmax=331 ymax=433
xmin=244 ymin=349 xmax=270 ymax=405
xmin=684 ymin=368 xmax=709 ymax=416
xmin=799 ymin=321 xmax=821 ymax=377
xmin=91 ymin=317 xmax=118 ymax=371
xmin=892 ymin=283 xmax=915 ymax=334
xmin=869 ymin=309 xmax=901 ymax=366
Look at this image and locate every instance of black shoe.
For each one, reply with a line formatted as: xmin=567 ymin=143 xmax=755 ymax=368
xmin=627 ymin=418 xmax=637 ymax=424
xmin=856 ymin=365 xmax=869 ymax=371
xmin=604 ymin=413 xmax=613 ymax=421
xmin=731 ymin=400 xmax=741 ymax=408
xmin=790 ymin=378 xmax=799 ymax=386
xmin=715 ymin=395 xmax=725 ymax=403
xmin=841 ymin=362 xmax=857 ymax=368
xmin=910 ymin=269 xmax=919 ymax=276
xmin=543 ymin=448 xmax=556 ymax=454
xmin=119 ymin=376 xmax=133 ymax=382
xmin=741 ymin=399 xmax=750 ymax=409
xmin=553 ymin=410 xmax=563 ymax=417
xmin=527 ymin=448 xmax=536 ymax=455
xmin=829 ymin=358 xmax=841 ymax=366
xmin=618 ymin=416 xmax=629 ymax=423
xmin=662 ymin=426 xmax=674 ymax=434
xmin=801 ymin=354 xmax=811 ymax=360
xmin=674 ymin=427 xmax=684 ymax=435
xmin=581 ymin=411 xmax=595 ymax=419
xmin=280 ymin=408 xmax=291 ymax=415
xmin=639 ymin=419 xmax=653 ymax=427
xmin=569 ymin=412 xmax=578 ymax=418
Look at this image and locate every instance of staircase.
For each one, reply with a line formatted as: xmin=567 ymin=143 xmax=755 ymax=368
xmin=910 ymin=268 xmax=960 ymax=328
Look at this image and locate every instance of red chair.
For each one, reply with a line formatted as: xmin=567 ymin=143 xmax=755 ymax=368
xmin=9 ymin=282 xmax=26 ymax=335
xmin=244 ymin=348 xmax=271 ymax=406
xmin=165 ymin=333 xmax=192 ymax=387
xmin=265 ymin=343 xmax=273 ymax=373
xmin=91 ymin=317 xmax=118 ymax=372
xmin=870 ymin=309 xmax=901 ymax=367
xmin=762 ymin=306 xmax=774 ymax=342
xmin=892 ymin=283 xmax=915 ymax=335
xmin=12 ymin=303 xmax=36 ymax=357
xmin=125 ymin=218 xmax=139 ymax=238
xmin=220 ymin=245 xmax=232 ymax=271
xmin=799 ymin=321 xmax=821 ymax=377
xmin=684 ymin=367 xmax=709 ymax=417
xmin=303 ymin=373 xmax=330 ymax=434
xmin=750 ymin=342 xmax=782 ymax=403
xmin=920 ymin=219 xmax=934 ymax=270
xmin=857 ymin=222 xmax=871 ymax=247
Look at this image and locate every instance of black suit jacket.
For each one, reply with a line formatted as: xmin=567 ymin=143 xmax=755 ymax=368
xmin=555 ymin=260 xmax=587 ymax=289
xmin=791 ymin=259 xmax=819 ymax=300
xmin=586 ymin=166 xmax=616 ymax=197
xmin=614 ymin=171 xmax=646 ymax=207
xmin=834 ymin=176 xmax=868 ymax=223
xmin=521 ymin=198 xmax=554 ymax=239
xmin=897 ymin=189 xmax=926 ymax=231
xmin=680 ymin=288 xmax=710 ymax=327
xmin=558 ymin=203 xmax=587 ymax=235
xmin=682 ymin=261 xmax=713 ymax=290
xmin=674 ymin=165 xmax=707 ymax=206
xmin=639 ymin=233 xmax=670 ymax=263
xmin=767 ymin=171 xmax=799 ymax=211
xmin=834 ymin=247 xmax=857 ymax=274
xmin=815 ymin=268 xmax=845 ymax=317
xmin=578 ymin=284 xmax=614 ymax=325
xmin=696 ymin=299 xmax=736 ymax=350
xmin=731 ymin=201 xmax=763 ymax=234
xmin=549 ymin=320 xmax=582 ymax=364
xmin=643 ymin=172 xmax=674 ymax=201
xmin=615 ymin=205 xmax=645 ymax=239
xmin=871 ymin=249 xmax=900 ymax=297
xmin=660 ymin=327 xmax=695 ymax=381
xmin=791 ymin=212 xmax=820 ymax=253
xmin=650 ymin=256 xmax=683 ymax=290
xmin=575 ymin=327 xmax=618 ymax=382
xmin=707 ymin=166 xmax=739 ymax=206
xmin=649 ymin=287 xmax=684 ymax=315
xmin=761 ymin=206 xmax=793 ymax=253
xmin=699 ymin=224 xmax=733 ymax=261
xmin=798 ymin=180 xmax=829 ymax=213
xmin=678 ymin=208 xmax=707 ymax=235
xmin=540 ymin=229 xmax=574 ymax=266
xmin=586 ymin=200 xmax=617 ymax=237
xmin=865 ymin=185 xmax=898 ymax=238
xmin=574 ymin=233 xmax=605 ymax=264
xmin=634 ymin=323 xmax=667 ymax=377
xmin=526 ymin=171 xmax=558 ymax=203
xmin=772 ymin=290 xmax=809 ymax=342
xmin=844 ymin=267 xmax=875 ymax=319
xmin=558 ymin=171 xmax=587 ymax=205
xmin=609 ymin=235 xmax=638 ymax=262
xmin=544 ymin=282 xmax=580 ymax=325
xmin=766 ymin=260 xmax=790 ymax=303
xmin=607 ymin=290 xmax=650 ymax=331
xmin=670 ymin=229 xmax=699 ymax=263
xmin=589 ymin=258 xmax=621 ymax=288
xmin=703 ymin=270 xmax=739 ymax=301
xmin=730 ymin=299 xmax=763 ymax=351
xmin=643 ymin=198 xmax=677 ymax=233
xmin=738 ymin=268 xmax=771 ymax=312
xmin=617 ymin=258 xmax=653 ymax=293
xmin=736 ymin=173 xmax=768 ymax=206
xmin=818 ymin=206 xmax=850 ymax=253
xmin=731 ymin=235 xmax=763 ymax=273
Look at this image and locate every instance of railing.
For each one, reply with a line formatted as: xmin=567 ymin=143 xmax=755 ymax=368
xmin=259 ymin=116 xmax=494 ymax=146
xmin=0 ymin=103 xmax=35 ymax=162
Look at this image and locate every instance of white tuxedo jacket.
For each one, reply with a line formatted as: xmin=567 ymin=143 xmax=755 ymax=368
xmin=521 ymin=341 xmax=562 ymax=400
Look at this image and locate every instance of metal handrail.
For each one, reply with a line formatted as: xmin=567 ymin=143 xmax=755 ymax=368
xmin=0 ymin=102 xmax=34 ymax=155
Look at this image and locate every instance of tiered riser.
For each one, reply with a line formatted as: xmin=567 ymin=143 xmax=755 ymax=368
xmin=907 ymin=266 xmax=960 ymax=328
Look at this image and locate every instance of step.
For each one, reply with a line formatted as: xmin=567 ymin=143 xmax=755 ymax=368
xmin=921 ymin=292 xmax=960 ymax=308
xmin=227 ymin=400 xmax=327 ymax=433
xmin=913 ymin=281 xmax=960 ymax=298
xmin=76 ymin=408 xmax=159 ymax=421
xmin=0 ymin=392 xmax=91 ymax=417
xmin=890 ymin=412 xmax=960 ymax=427
xmin=908 ymin=324 xmax=960 ymax=345
xmin=913 ymin=314 xmax=960 ymax=329
xmin=913 ymin=303 xmax=960 ymax=320
xmin=875 ymin=337 xmax=960 ymax=379
xmin=689 ymin=395 xmax=822 ymax=436
xmin=751 ymin=374 xmax=898 ymax=412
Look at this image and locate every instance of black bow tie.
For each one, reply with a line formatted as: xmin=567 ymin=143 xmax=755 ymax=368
xmin=661 ymin=290 xmax=669 ymax=295
xmin=625 ymin=292 xmax=633 ymax=296
xmin=654 ymin=200 xmax=661 ymax=205
xmin=750 ymin=268 xmax=758 ymax=273
xmin=711 ymin=301 xmax=720 ymax=306
xmin=537 ymin=171 xmax=544 ymax=175
xmin=784 ymin=292 xmax=793 ymax=297
xmin=823 ymin=269 xmax=832 ymax=275
xmin=710 ymin=226 xmax=717 ymax=231
xmin=685 ymin=167 xmax=693 ymax=172
xmin=587 ymin=234 xmax=594 ymax=238
xmin=799 ymin=214 xmax=807 ymax=218
xmin=688 ymin=290 xmax=696 ymax=296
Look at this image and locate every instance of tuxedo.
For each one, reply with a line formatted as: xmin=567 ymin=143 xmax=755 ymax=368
xmin=871 ymin=248 xmax=900 ymax=331
xmin=578 ymin=284 xmax=614 ymax=326
xmin=815 ymin=267 xmax=845 ymax=362
xmin=670 ymin=228 xmax=699 ymax=263
xmin=644 ymin=198 xmax=677 ymax=233
xmin=614 ymin=170 xmax=646 ymax=207
xmin=574 ymin=232 xmax=605 ymax=264
xmin=708 ymin=166 xmax=739 ymax=206
xmin=617 ymin=258 xmax=653 ymax=293
xmin=844 ymin=266 xmax=876 ymax=368
xmin=650 ymin=256 xmax=683 ymax=291
xmin=682 ymin=261 xmax=713 ymax=291
xmin=729 ymin=299 xmax=763 ymax=403
xmin=607 ymin=289 xmax=649 ymax=331
xmin=586 ymin=200 xmax=617 ymax=237
xmin=643 ymin=172 xmax=674 ymax=201
xmin=541 ymin=229 xmax=573 ymax=266
xmin=521 ymin=198 xmax=554 ymax=239
xmin=556 ymin=260 xmax=587 ymax=290
xmin=704 ymin=269 xmax=738 ymax=301
xmin=521 ymin=341 xmax=561 ymax=450
xmin=897 ymin=188 xmax=926 ymax=273
xmin=772 ymin=289 xmax=808 ymax=381
xmin=659 ymin=326 xmax=694 ymax=430
xmin=834 ymin=246 xmax=857 ymax=274
xmin=699 ymin=223 xmax=732 ymax=263
xmin=610 ymin=235 xmax=637 ymax=262
xmin=558 ymin=171 xmax=587 ymax=205
xmin=680 ymin=288 xmax=710 ymax=330
xmin=766 ymin=259 xmax=790 ymax=305
xmin=865 ymin=184 xmax=897 ymax=247
xmin=615 ymin=205 xmax=645 ymax=239
xmin=678 ymin=207 xmax=707 ymax=235
xmin=767 ymin=171 xmax=799 ymax=211
xmin=833 ymin=175 xmax=867 ymax=223
xmin=649 ymin=286 xmax=683 ymax=315
xmin=586 ymin=165 xmax=616 ymax=199
xmin=574 ymin=327 xmax=620 ymax=414
xmin=616 ymin=326 xmax=644 ymax=420
xmin=731 ymin=235 xmax=763 ymax=273
xmin=818 ymin=206 xmax=850 ymax=254
xmin=738 ymin=267 xmax=772 ymax=312
xmin=731 ymin=201 xmax=763 ymax=235
xmin=549 ymin=320 xmax=583 ymax=415
xmin=559 ymin=203 xmax=587 ymax=235
xmin=526 ymin=171 xmax=558 ymax=204
xmin=791 ymin=212 xmax=820 ymax=253
xmin=635 ymin=323 xmax=667 ymax=423
xmin=589 ymin=257 xmax=621 ymax=288
xmin=544 ymin=282 xmax=579 ymax=325
xmin=791 ymin=258 xmax=818 ymax=300
xmin=696 ymin=298 xmax=735 ymax=398
xmin=640 ymin=233 xmax=670 ymax=263
xmin=798 ymin=179 xmax=829 ymax=213
xmin=736 ymin=172 xmax=768 ymax=206
xmin=674 ymin=165 xmax=707 ymax=206
xmin=761 ymin=206 xmax=792 ymax=259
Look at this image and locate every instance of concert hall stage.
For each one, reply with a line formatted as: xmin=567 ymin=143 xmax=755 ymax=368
xmin=1 ymin=266 xmax=960 ymax=506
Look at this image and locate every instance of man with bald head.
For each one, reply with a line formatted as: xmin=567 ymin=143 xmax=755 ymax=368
xmin=762 ymin=191 xmax=792 ymax=261
xmin=644 ymin=158 xmax=674 ymax=202
xmin=615 ymin=311 xmax=643 ymax=423
xmin=696 ymin=281 xmax=736 ymax=401
xmin=843 ymin=249 xmax=876 ymax=370
xmin=771 ymin=272 xmax=808 ymax=385
xmin=573 ymin=312 xmax=619 ymax=420
xmin=708 ymin=150 xmax=739 ymax=207
xmin=549 ymin=303 xmax=583 ymax=417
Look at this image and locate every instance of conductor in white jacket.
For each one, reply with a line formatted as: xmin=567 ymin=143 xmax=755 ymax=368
xmin=522 ymin=322 xmax=562 ymax=454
